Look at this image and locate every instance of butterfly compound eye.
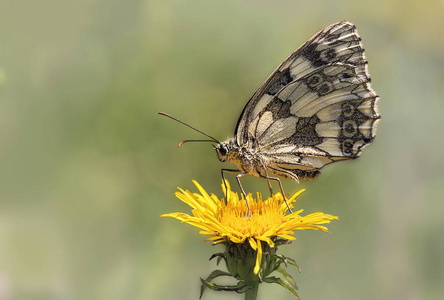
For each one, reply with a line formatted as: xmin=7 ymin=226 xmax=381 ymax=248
xmin=215 ymin=144 xmax=228 ymax=162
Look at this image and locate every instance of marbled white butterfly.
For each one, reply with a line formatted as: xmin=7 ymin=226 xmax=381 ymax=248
xmin=160 ymin=21 xmax=380 ymax=213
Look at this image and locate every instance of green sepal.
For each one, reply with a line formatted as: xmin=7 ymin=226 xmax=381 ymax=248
xmin=209 ymin=252 xmax=226 ymax=265
xmin=284 ymin=256 xmax=301 ymax=273
xmin=200 ymin=278 xmax=253 ymax=296
xmin=225 ymin=242 xmax=260 ymax=283
xmin=276 ymin=266 xmax=298 ymax=290
xmin=274 ymin=238 xmax=292 ymax=247
xmin=263 ymin=276 xmax=300 ymax=300
xmin=200 ymin=270 xmax=233 ymax=298
xmin=274 ymin=254 xmax=301 ymax=273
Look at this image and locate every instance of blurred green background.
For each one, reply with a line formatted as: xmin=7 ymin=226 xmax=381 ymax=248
xmin=1 ymin=0 xmax=443 ymax=299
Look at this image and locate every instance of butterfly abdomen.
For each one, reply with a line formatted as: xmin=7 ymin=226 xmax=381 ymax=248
xmin=268 ymin=166 xmax=321 ymax=181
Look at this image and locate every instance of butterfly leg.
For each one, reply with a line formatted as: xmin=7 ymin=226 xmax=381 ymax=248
xmin=234 ymin=173 xmax=252 ymax=217
xmin=264 ymin=170 xmax=273 ymax=196
xmin=221 ymin=169 xmax=241 ymax=198
xmin=259 ymin=174 xmax=293 ymax=213
xmin=221 ymin=169 xmax=251 ymax=216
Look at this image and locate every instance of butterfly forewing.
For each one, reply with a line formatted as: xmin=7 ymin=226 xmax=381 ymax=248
xmin=234 ymin=21 xmax=379 ymax=180
xmin=235 ymin=21 xmax=377 ymax=144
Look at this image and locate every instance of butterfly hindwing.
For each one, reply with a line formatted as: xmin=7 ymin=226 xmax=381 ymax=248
xmin=234 ymin=21 xmax=379 ymax=179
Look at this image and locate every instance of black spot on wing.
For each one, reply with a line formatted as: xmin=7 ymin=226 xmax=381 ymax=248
xmin=291 ymin=115 xmax=324 ymax=145
xmin=270 ymin=115 xmax=324 ymax=147
xmin=267 ymin=68 xmax=294 ymax=95
xmin=299 ymin=23 xmax=364 ymax=70
xmin=300 ymin=42 xmax=326 ymax=67
xmin=262 ymin=97 xmax=292 ymax=119
xmin=325 ymin=48 xmax=337 ymax=60
xmin=338 ymin=72 xmax=353 ymax=80
xmin=338 ymin=100 xmax=375 ymax=158
xmin=299 ymin=42 xmax=342 ymax=68
xmin=304 ymin=70 xmax=338 ymax=97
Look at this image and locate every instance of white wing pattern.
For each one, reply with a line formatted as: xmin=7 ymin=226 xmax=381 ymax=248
xmin=234 ymin=21 xmax=380 ymax=180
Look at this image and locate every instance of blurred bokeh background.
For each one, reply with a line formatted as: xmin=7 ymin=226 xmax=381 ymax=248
xmin=1 ymin=0 xmax=443 ymax=299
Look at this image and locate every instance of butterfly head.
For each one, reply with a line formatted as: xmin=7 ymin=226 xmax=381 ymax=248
xmin=214 ymin=138 xmax=239 ymax=163
xmin=215 ymin=143 xmax=229 ymax=162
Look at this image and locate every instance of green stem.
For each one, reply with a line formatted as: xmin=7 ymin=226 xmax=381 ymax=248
xmin=245 ymin=283 xmax=259 ymax=300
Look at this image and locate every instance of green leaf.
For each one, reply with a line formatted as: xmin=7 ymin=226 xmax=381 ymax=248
xmin=263 ymin=276 xmax=300 ymax=300
xmin=200 ymin=278 xmax=254 ymax=298
xmin=199 ymin=270 xmax=233 ymax=298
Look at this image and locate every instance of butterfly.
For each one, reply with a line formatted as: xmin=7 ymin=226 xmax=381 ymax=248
xmin=160 ymin=21 xmax=380 ymax=213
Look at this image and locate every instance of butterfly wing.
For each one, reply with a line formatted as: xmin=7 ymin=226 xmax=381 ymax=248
xmin=235 ymin=21 xmax=379 ymax=180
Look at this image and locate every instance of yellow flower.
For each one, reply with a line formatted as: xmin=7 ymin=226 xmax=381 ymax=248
xmin=161 ymin=180 xmax=338 ymax=275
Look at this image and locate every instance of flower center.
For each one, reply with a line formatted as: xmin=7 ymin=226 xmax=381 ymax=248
xmin=218 ymin=198 xmax=285 ymax=237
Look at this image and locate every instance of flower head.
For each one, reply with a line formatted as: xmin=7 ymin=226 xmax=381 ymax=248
xmin=161 ymin=180 xmax=338 ymax=275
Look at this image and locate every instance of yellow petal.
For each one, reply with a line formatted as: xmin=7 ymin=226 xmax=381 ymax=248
xmin=253 ymin=239 xmax=263 ymax=274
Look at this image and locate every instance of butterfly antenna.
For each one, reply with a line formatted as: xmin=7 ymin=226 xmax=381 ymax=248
xmin=178 ymin=139 xmax=215 ymax=147
xmin=158 ymin=112 xmax=220 ymax=145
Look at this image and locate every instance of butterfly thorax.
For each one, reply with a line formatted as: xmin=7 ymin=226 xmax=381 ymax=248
xmin=215 ymin=138 xmax=267 ymax=177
